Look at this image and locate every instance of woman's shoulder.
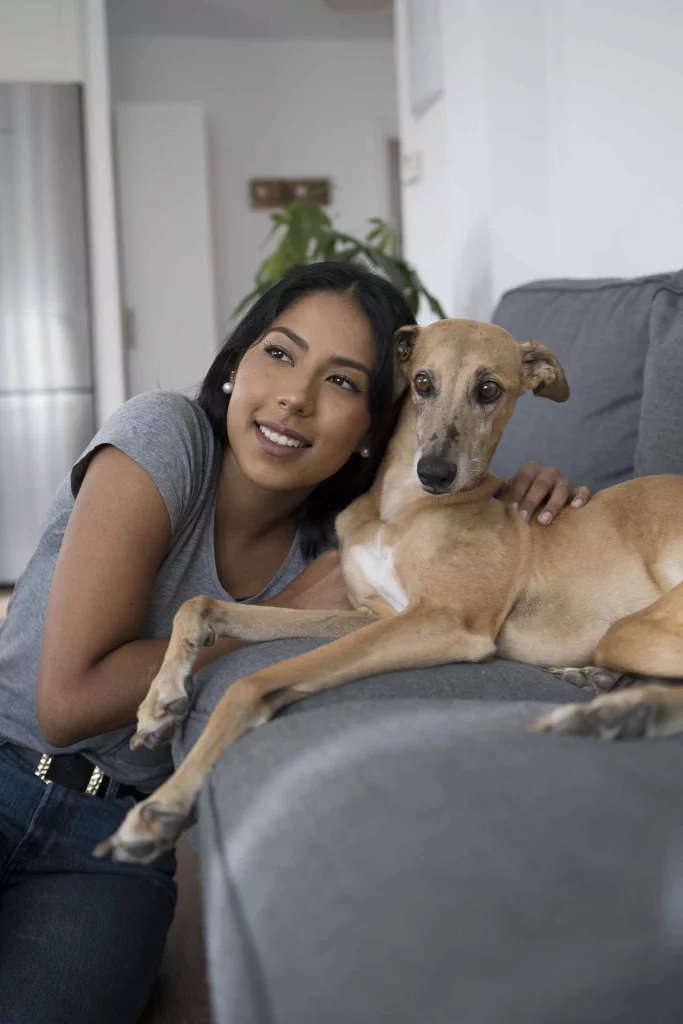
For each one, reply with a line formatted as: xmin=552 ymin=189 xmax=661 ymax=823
xmin=71 ymin=391 xmax=220 ymax=534
xmin=94 ymin=389 xmax=216 ymax=464
xmin=113 ymin=389 xmax=212 ymax=436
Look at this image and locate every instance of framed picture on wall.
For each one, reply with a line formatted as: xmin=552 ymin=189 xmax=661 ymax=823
xmin=405 ymin=0 xmax=444 ymax=117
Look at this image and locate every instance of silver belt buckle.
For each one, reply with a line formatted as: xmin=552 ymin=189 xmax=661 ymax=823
xmin=34 ymin=753 xmax=53 ymax=783
xmin=86 ymin=765 xmax=105 ymax=796
xmin=34 ymin=752 xmax=105 ymax=795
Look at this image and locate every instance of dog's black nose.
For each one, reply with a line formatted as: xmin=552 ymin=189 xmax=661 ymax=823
xmin=416 ymin=455 xmax=457 ymax=491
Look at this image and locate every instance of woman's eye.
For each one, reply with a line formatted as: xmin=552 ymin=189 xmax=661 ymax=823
xmin=329 ymin=374 xmax=360 ymax=393
xmin=263 ymin=343 xmax=293 ymax=364
xmin=476 ymin=379 xmax=503 ymax=403
xmin=413 ymin=373 xmax=433 ymax=396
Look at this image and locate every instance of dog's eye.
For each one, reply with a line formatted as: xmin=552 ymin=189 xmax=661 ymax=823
xmin=413 ymin=373 xmax=433 ymax=396
xmin=477 ymin=380 xmax=502 ymax=403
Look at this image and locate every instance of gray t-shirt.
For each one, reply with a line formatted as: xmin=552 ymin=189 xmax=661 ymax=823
xmin=0 ymin=391 xmax=312 ymax=791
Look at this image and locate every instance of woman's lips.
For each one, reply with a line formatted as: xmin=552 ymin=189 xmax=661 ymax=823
xmin=257 ymin=420 xmax=312 ymax=445
xmin=253 ymin=422 xmax=311 ymax=458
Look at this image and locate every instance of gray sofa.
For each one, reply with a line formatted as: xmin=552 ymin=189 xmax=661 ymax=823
xmin=182 ymin=273 xmax=683 ymax=1023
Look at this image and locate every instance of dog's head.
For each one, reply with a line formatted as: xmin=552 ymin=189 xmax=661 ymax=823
xmin=393 ymin=319 xmax=568 ymax=495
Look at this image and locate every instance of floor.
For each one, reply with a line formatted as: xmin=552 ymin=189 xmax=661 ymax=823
xmin=0 ymin=588 xmax=10 ymax=621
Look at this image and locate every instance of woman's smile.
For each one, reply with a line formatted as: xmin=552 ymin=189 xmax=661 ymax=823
xmin=253 ymin=421 xmax=313 ymax=458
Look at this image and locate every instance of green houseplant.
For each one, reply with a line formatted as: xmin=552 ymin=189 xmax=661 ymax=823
xmin=233 ymin=199 xmax=446 ymax=320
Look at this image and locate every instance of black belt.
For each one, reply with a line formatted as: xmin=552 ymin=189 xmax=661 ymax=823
xmin=8 ymin=743 xmax=147 ymax=801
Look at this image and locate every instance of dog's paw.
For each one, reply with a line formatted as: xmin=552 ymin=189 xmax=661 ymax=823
xmin=93 ymin=794 xmax=197 ymax=864
xmin=131 ymin=671 xmax=194 ymax=751
xmin=529 ymin=688 xmax=656 ymax=740
xmin=548 ymin=665 xmax=631 ymax=693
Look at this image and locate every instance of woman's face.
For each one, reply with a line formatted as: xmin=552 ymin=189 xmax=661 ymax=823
xmin=225 ymin=292 xmax=375 ymax=495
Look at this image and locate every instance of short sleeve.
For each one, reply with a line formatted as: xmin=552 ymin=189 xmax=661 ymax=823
xmin=70 ymin=391 xmax=216 ymax=533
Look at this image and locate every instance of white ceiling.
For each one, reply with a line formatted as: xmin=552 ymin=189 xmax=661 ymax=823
xmin=107 ymin=0 xmax=394 ymax=41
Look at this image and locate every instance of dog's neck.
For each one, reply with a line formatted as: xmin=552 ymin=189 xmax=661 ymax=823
xmin=373 ymin=400 xmax=499 ymax=522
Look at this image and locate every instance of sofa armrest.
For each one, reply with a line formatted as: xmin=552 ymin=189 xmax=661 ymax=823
xmin=198 ymin=700 xmax=683 ymax=1023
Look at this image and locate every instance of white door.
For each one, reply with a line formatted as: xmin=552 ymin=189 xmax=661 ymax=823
xmin=114 ymin=103 xmax=218 ymax=397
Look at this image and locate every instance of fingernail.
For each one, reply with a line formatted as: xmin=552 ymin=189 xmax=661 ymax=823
xmin=520 ymin=509 xmax=529 ymax=523
xmin=510 ymin=502 xmax=518 ymax=510
xmin=571 ymin=498 xmax=583 ymax=508
xmin=538 ymin=511 xmax=551 ymax=525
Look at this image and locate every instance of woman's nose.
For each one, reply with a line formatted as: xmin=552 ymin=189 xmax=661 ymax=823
xmin=277 ymin=379 xmax=315 ymax=415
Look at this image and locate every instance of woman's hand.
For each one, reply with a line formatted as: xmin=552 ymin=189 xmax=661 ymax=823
xmin=494 ymin=462 xmax=592 ymax=525
xmin=270 ymin=549 xmax=353 ymax=611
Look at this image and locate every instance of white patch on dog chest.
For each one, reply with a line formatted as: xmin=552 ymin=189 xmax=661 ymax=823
xmin=348 ymin=539 xmax=409 ymax=613
xmin=658 ymin=552 xmax=683 ymax=591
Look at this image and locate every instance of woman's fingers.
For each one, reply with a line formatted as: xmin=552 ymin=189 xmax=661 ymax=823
xmin=504 ymin=462 xmax=543 ymax=508
xmin=505 ymin=462 xmax=561 ymax=520
xmin=516 ymin=468 xmax=562 ymax=522
xmin=534 ymin=475 xmax=572 ymax=524
xmin=570 ymin=485 xmax=592 ymax=509
xmin=502 ymin=463 xmax=593 ymax=525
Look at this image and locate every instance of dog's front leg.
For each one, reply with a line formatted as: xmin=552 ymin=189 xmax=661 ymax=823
xmin=133 ymin=598 xmax=374 ymax=749
xmin=97 ymin=608 xmax=494 ymax=863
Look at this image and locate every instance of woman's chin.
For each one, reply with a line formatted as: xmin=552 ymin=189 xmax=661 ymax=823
xmin=231 ymin=448 xmax=316 ymax=495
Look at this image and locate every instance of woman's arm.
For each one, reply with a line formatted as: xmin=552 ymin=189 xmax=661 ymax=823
xmin=494 ymin=462 xmax=592 ymax=525
xmin=36 ymin=446 xmax=247 ymax=747
xmin=37 ymin=447 xmax=349 ymax=748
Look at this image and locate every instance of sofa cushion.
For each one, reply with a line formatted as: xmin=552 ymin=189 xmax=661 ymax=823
xmin=199 ymin=700 xmax=683 ymax=1023
xmin=491 ymin=272 xmax=683 ymax=490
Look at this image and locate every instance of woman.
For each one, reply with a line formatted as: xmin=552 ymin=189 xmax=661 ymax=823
xmin=0 ymin=262 xmax=589 ymax=1023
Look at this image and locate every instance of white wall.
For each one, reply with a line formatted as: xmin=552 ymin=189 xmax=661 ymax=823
xmin=397 ymin=0 xmax=683 ymax=320
xmin=0 ymin=0 xmax=83 ymax=81
xmin=109 ymin=34 xmax=398 ymax=338
xmin=394 ymin=4 xmax=452 ymax=320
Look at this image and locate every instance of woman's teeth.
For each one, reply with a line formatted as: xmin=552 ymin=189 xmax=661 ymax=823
xmin=258 ymin=424 xmax=308 ymax=448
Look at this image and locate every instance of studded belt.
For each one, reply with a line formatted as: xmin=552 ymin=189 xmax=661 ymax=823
xmin=7 ymin=743 xmax=147 ymax=801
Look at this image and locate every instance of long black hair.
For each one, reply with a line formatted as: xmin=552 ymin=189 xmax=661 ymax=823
xmin=197 ymin=262 xmax=416 ymax=557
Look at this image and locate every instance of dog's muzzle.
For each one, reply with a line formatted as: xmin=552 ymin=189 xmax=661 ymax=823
xmin=416 ymin=455 xmax=457 ymax=493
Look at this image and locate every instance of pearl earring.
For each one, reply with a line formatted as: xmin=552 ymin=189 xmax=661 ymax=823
xmin=222 ymin=372 xmax=235 ymax=395
xmin=359 ymin=446 xmax=370 ymax=459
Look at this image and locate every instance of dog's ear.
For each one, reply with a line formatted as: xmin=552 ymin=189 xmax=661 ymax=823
xmin=395 ymin=325 xmax=418 ymax=363
xmin=519 ymin=340 xmax=569 ymax=402
xmin=392 ymin=325 xmax=419 ymax=400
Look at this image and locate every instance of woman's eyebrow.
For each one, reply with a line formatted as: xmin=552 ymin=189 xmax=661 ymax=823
xmin=269 ymin=326 xmax=308 ymax=350
xmin=269 ymin=326 xmax=371 ymax=377
xmin=327 ymin=355 xmax=371 ymax=377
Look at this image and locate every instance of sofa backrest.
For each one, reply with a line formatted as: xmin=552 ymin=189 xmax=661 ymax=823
xmin=490 ymin=272 xmax=683 ymax=490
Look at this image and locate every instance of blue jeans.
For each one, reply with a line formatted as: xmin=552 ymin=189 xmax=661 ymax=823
xmin=0 ymin=742 xmax=177 ymax=1024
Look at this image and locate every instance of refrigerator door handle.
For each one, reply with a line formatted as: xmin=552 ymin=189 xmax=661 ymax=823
xmin=122 ymin=306 xmax=137 ymax=351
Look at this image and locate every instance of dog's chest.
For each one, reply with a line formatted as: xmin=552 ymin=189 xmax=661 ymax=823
xmin=345 ymin=534 xmax=409 ymax=613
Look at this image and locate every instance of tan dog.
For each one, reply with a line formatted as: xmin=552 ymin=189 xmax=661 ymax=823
xmin=96 ymin=319 xmax=683 ymax=863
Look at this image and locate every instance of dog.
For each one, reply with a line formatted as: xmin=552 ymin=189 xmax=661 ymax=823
xmin=96 ymin=318 xmax=683 ymax=863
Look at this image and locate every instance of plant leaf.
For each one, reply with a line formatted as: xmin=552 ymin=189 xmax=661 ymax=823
xmin=235 ymin=202 xmax=445 ymax=323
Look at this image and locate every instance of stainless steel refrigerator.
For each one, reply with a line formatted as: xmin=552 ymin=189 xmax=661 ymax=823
xmin=0 ymin=83 xmax=95 ymax=584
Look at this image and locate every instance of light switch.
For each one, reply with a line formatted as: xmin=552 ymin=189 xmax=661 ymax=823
xmin=401 ymin=150 xmax=423 ymax=185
